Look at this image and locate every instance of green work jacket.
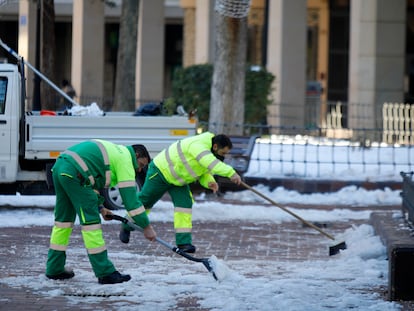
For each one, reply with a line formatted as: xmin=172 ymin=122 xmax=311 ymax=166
xmin=58 ymin=139 xmax=149 ymax=227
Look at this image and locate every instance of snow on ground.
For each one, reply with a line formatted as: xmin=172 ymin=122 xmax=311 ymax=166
xmin=0 ymin=183 xmax=402 ymax=211
xmin=0 ymin=214 xmax=401 ymax=311
xmin=0 ymin=185 xmax=405 ymax=310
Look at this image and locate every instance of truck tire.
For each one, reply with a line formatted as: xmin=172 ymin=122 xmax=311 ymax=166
xmin=101 ymin=182 xmax=141 ymax=210
xmin=101 ymin=171 xmax=146 ymax=210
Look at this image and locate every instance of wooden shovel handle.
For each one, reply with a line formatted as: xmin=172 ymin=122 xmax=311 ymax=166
xmin=240 ymin=181 xmax=336 ymax=241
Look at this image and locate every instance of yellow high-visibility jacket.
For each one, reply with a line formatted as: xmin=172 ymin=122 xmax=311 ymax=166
xmin=153 ymin=132 xmax=236 ymax=189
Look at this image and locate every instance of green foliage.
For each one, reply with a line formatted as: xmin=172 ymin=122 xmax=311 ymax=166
xmin=170 ymin=64 xmax=213 ymax=121
xmin=167 ymin=64 xmax=275 ymax=125
xmin=245 ymin=67 xmax=275 ymax=124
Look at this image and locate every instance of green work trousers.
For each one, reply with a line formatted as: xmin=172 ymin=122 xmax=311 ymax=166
xmin=46 ymin=157 xmax=116 ymax=278
xmin=127 ymin=162 xmax=194 ymax=245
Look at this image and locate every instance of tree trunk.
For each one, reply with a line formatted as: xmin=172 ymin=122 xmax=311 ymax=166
xmin=40 ymin=0 xmax=56 ymax=110
xmin=209 ymin=13 xmax=247 ymax=135
xmin=112 ymin=0 xmax=139 ymax=111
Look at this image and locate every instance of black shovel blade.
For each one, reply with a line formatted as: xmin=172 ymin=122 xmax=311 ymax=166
xmin=175 ymin=248 xmax=218 ymax=281
xmin=202 ymin=258 xmax=218 ymax=281
xmin=329 ymin=241 xmax=347 ymax=256
xmin=108 ymin=214 xmax=219 ymax=280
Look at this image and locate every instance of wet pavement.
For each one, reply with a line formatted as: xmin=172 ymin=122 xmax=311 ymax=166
xmin=0 ymin=201 xmax=412 ymax=310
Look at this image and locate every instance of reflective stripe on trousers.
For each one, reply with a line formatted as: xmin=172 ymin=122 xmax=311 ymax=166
xmin=81 ymin=224 xmax=106 ymax=255
xmin=49 ymin=221 xmax=74 ymax=251
xmin=174 ymin=207 xmax=192 ymax=233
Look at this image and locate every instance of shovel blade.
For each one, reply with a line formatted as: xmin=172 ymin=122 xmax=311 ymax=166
xmin=329 ymin=241 xmax=347 ymax=256
xmin=202 ymin=259 xmax=218 ymax=280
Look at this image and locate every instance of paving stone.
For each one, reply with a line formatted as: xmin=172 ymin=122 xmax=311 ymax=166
xmin=1 ymin=203 xmax=412 ymax=310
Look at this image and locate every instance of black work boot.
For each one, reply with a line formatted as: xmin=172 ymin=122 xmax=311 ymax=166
xmin=177 ymin=244 xmax=196 ymax=253
xmin=46 ymin=268 xmax=75 ymax=280
xmin=98 ymin=271 xmax=131 ymax=284
xmin=119 ymin=227 xmax=131 ymax=244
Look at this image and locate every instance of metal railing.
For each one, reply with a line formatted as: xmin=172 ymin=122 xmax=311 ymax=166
xmin=247 ymin=134 xmax=413 ymax=180
xmin=38 ymin=95 xmax=414 ymax=180
xmin=382 ymin=103 xmax=414 ymax=145
xmin=199 ymin=99 xmax=414 ymax=180
xmin=197 ymin=117 xmax=413 ymax=180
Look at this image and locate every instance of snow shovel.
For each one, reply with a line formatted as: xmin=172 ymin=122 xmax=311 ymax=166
xmin=240 ymin=181 xmax=347 ymax=256
xmin=107 ymin=214 xmax=218 ymax=280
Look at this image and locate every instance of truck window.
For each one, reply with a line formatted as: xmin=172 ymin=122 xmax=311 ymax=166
xmin=0 ymin=77 xmax=7 ymax=115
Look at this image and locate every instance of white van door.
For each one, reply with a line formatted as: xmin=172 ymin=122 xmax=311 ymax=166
xmin=0 ymin=76 xmax=10 ymax=160
xmin=0 ymin=67 xmax=19 ymax=182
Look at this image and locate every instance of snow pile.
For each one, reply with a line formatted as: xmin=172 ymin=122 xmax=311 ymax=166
xmin=1 ymin=223 xmax=398 ymax=310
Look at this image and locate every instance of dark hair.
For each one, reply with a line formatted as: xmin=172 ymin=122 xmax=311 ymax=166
xmin=212 ymin=134 xmax=233 ymax=149
xmin=131 ymin=144 xmax=151 ymax=161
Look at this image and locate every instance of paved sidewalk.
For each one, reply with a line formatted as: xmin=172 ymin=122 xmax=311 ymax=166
xmin=0 ymin=204 xmax=411 ymax=310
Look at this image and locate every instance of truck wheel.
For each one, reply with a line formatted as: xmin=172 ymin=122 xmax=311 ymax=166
xmin=101 ymin=176 xmax=145 ymax=210
xmin=101 ymin=169 xmax=147 ymax=210
xmin=101 ymin=181 xmax=142 ymax=210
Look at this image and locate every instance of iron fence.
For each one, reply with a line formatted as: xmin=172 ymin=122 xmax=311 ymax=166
xmin=199 ymin=99 xmax=414 ymax=180
xmin=199 ymin=120 xmax=414 ymax=180
xmin=247 ymin=135 xmax=413 ymax=180
xmin=43 ymin=95 xmax=414 ymax=180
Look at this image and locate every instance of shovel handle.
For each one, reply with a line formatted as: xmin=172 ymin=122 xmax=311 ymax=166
xmin=240 ymin=181 xmax=336 ymax=241
xmin=108 ymin=214 xmax=176 ymax=249
xmin=109 ymin=214 xmax=130 ymax=224
xmin=107 ymin=214 xmax=205 ymax=258
xmin=107 ymin=214 xmax=218 ymax=280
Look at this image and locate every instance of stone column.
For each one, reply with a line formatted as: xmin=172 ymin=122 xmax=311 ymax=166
xmin=71 ymin=0 xmax=104 ymax=104
xmin=266 ymin=0 xmax=307 ymax=130
xmin=135 ymin=0 xmax=165 ymax=105
xmin=180 ymin=0 xmax=196 ymax=67
xmin=18 ymin=0 xmax=37 ymax=109
xmin=195 ymin=0 xmax=215 ymax=64
xmin=308 ymin=0 xmax=329 ymax=119
xmin=248 ymin=0 xmax=265 ymax=66
xmin=348 ymin=0 xmax=405 ymax=130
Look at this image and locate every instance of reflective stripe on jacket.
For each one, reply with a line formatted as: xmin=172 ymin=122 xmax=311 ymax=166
xmin=57 ymin=140 xmax=149 ymax=227
xmin=153 ymin=132 xmax=236 ymax=189
xmin=59 ymin=140 xmax=110 ymax=189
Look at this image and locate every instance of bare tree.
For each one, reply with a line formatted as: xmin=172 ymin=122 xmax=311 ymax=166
xmin=209 ymin=4 xmax=249 ymax=135
xmin=112 ymin=0 xmax=139 ymax=111
xmin=39 ymin=0 xmax=56 ymax=110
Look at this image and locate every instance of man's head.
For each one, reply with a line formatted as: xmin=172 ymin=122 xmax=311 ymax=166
xmin=131 ymin=144 xmax=150 ymax=172
xmin=211 ymin=134 xmax=233 ymax=161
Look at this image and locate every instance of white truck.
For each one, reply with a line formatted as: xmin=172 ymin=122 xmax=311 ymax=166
xmin=0 ymin=52 xmax=196 ymax=209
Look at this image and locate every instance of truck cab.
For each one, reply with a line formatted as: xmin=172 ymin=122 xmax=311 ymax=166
xmin=0 ymin=60 xmax=198 ymax=208
xmin=0 ymin=63 xmax=20 ymax=184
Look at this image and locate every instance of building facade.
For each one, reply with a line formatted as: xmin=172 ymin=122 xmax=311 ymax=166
xmin=0 ymin=0 xmax=412 ymax=133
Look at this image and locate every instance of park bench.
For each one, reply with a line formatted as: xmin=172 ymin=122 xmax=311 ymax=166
xmin=216 ymin=135 xmax=258 ymax=192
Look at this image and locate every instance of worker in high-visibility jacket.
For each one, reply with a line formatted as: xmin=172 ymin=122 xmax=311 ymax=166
xmin=119 ymin=132 xmax=241 ymax=253
xmin=45 ymin=139 xmax=156 ymax=284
